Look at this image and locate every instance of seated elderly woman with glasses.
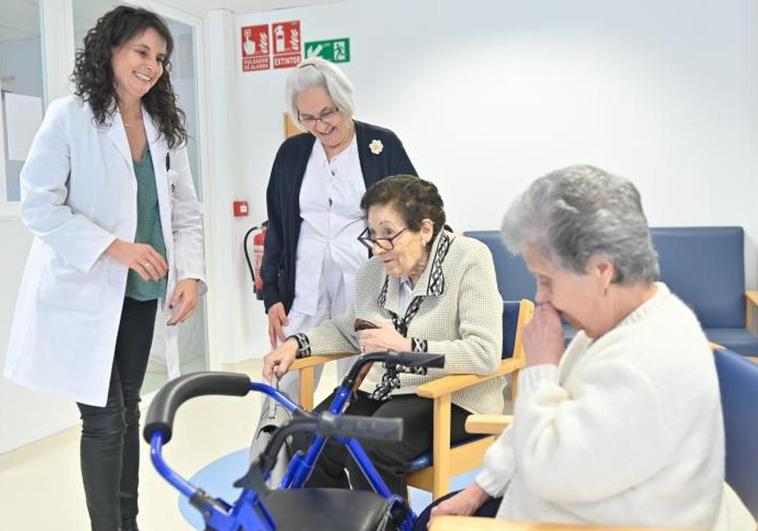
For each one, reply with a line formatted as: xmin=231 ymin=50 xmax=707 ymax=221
xmin=416 ymin=165 xmax=752 ymax=530
xmin=263 ymin=174 xmax=504 ymax=500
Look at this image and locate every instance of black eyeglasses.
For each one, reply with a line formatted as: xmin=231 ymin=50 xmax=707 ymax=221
xmin=357 ymin=227 xmax=408 ymax=251
xmin=298 ymin=107 xmax=339 ymax=127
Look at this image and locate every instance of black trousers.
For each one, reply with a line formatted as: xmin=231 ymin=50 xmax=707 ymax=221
xmin=76 ymin=297 xmax=158 ymax=531
xmin=291 ymin=389 xmax=471 ymax=500
xmin=412 ymin=490 xmax=502 ymax=531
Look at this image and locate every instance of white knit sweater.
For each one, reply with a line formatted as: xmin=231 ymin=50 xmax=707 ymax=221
xmin=299 ymin=230 xmax=505 ymax=415
xmin=476 ymin=283 xmax=728 ymax=528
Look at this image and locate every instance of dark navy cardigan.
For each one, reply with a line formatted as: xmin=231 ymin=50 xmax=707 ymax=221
xmin=262 ymin=121 xmax=417 ymax=313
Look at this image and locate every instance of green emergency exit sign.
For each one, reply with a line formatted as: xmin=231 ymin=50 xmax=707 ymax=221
xmin=304 ymin=38 xmax=350 ymax=63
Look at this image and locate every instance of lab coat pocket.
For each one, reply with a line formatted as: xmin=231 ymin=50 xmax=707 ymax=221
xmin=37 ymin=259 xmax=108 ymax=313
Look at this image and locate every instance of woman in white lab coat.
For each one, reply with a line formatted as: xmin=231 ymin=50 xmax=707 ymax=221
xmin=4 ymin=6 xmax=205 ymax=531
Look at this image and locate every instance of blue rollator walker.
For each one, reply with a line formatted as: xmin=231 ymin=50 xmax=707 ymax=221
xmin=144 ymin=350 xmax=446 ymax=531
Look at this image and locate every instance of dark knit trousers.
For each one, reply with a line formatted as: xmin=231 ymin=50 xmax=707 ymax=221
xmin=76 ymin=297 xmax=158 ymax=531
xmin=291 ymin=389 xmax=471 ymax=500
xmin=412 ymin=490 xmax=502 ymax=530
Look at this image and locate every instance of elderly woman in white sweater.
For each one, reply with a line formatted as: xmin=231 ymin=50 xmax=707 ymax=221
xmin=418 ymin=165 xmax=750 ymax=530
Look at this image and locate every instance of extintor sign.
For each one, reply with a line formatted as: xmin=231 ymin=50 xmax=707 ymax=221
xmin=272 ymin=20 xmax=302 ymax=69
xmin=241 ymin=24 xmax=270 ymax=71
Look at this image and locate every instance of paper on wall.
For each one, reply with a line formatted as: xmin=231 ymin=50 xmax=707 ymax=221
xmin=3 ymin=92 xmax=43 ymax=161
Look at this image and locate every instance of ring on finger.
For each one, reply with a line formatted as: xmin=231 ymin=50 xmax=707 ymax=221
xmin=144 ymin=262 xmax=152 ymax=269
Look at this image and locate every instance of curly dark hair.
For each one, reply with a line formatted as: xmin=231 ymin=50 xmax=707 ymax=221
xmin=71 ymin=6 xmax=187 ymax=148
xmin=360 ymin=174 xmax=447 ymax=243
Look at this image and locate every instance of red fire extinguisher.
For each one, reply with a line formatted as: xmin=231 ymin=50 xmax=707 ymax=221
xmin=244 ymin=221 xmax=268 ymax=300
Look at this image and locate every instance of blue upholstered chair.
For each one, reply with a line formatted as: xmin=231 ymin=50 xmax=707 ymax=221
xmin=465 ymin=227 xmax=758 ymax=357
xmin=714 ymin=347 xmax=758 ymax=519
xmin=653 ymin=227 xmax=758 ymax=356
xmin=463 ymin=231 xmax=576 ymax=342
xmin=463 ymin=231 xmax=535 ymax=302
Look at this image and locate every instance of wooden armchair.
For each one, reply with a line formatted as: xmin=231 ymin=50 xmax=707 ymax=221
xmin=289 ymin=298 xmax=535 ymax=500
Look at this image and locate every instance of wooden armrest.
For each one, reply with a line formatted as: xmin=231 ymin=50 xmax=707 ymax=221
xmin=289 ymin=351 xmax=357 ymax=410
xmin=747 ymin=290 xmax=758 ymax=335
xmin=465 ymin=414 xmax=513 ymax=435
xmin=416 ymin=358 xmax=525 ymax=399
xmin=288 ymin=351 xmax=356 ymax=371
xmin=431 ymin=516 xmax=687 ymax=531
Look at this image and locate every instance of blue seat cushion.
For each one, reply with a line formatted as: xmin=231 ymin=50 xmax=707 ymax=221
xmin=705 ymin=328 xmax=758 ymax=356
xmin=407 ymin=435 xmax=484 ymax=472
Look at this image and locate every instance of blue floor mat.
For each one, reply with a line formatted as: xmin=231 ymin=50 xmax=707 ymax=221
xmin=177 ymin=448 xmax=480 ymax=529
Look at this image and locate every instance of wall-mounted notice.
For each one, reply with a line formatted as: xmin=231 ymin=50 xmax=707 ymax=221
xmin=272 ymin=21 xmax=302 ymax=69
xmin=305 ymin=38 xmax=350 ymax=63
xmin=3 ymin=92 xmax=42 ymax=161
xmin=242 ymin=24 xmax=271 ymax=72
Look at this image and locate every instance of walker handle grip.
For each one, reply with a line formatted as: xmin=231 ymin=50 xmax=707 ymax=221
xmin=318 ymin=412 xmax=403 ymax=442
xmin=394 ymin=351 xmax=445 ymax=369
xmin=143 ymin=372 xmax=251 ymax=444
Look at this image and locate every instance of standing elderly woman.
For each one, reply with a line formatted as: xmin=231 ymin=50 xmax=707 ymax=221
xmin=4 ymin=7 xmax=205 ymax=531
xmin=262 ymin=58 xmax=417 ymax=403
xmin=416 ymin=165 xmax=740 ymax=530
xmin=263 ymin=175 xmax=503 ymax=499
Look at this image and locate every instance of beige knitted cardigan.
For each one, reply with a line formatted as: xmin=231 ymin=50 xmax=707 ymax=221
xmin=296 ymin=230 xmax=505 ymax=415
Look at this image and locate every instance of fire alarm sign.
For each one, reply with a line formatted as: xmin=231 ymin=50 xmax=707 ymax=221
xmin=241 ymin=24 xmax=270 ymax=72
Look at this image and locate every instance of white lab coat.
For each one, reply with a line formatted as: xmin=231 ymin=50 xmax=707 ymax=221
xmin=4 ymin=96 xmax=206 ymax=407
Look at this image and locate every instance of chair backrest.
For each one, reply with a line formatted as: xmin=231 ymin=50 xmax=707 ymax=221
xmin=651 ymin=227 xmax=745 ymax=328
xmin=714 ymin=347 xmax=758 ymax=518
xmin=503 ymin=299 xmax=534 ymax=359
xmin=465 ymin=231 xmax=535 ymax=301
xmin=467 ymin=227 xmax=747 ymax=329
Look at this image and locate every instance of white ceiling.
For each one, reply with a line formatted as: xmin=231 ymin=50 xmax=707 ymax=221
xmin=166 ymin=0 xmax=341 ymax=15
xmin=0 ymin=0 xmax=342 ymax=42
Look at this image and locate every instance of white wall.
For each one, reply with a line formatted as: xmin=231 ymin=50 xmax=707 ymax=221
xmin=234 ymin=0 xmax=758 ymax=357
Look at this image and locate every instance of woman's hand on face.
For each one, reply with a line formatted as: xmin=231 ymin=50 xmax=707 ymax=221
xmin=168 ymin=278 xmax=199 ymax=326
xmin=357 ymin=322 xmax=411 ymax=353
xmin=522 ymin=302 xmax=565 ymax=366
xmin=428 ymin=483 xmax=490 ymax=527
xmin=105 ymin=239 xmax=168 ymax=281
xmin=267 ymin=302 xmax=289 ymax=347
xmin=262 ymin=339 xmax=299 ymax=382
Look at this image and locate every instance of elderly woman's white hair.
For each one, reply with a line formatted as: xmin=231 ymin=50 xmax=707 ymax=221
xmin=501 ymin=164 xmax=659 ymax=285
xmin=285 ymin=57 xmax=356 ymax=130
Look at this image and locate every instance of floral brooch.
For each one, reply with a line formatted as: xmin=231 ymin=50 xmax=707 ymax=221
xmin=369 ymin=139 xmax=384 ymax=155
